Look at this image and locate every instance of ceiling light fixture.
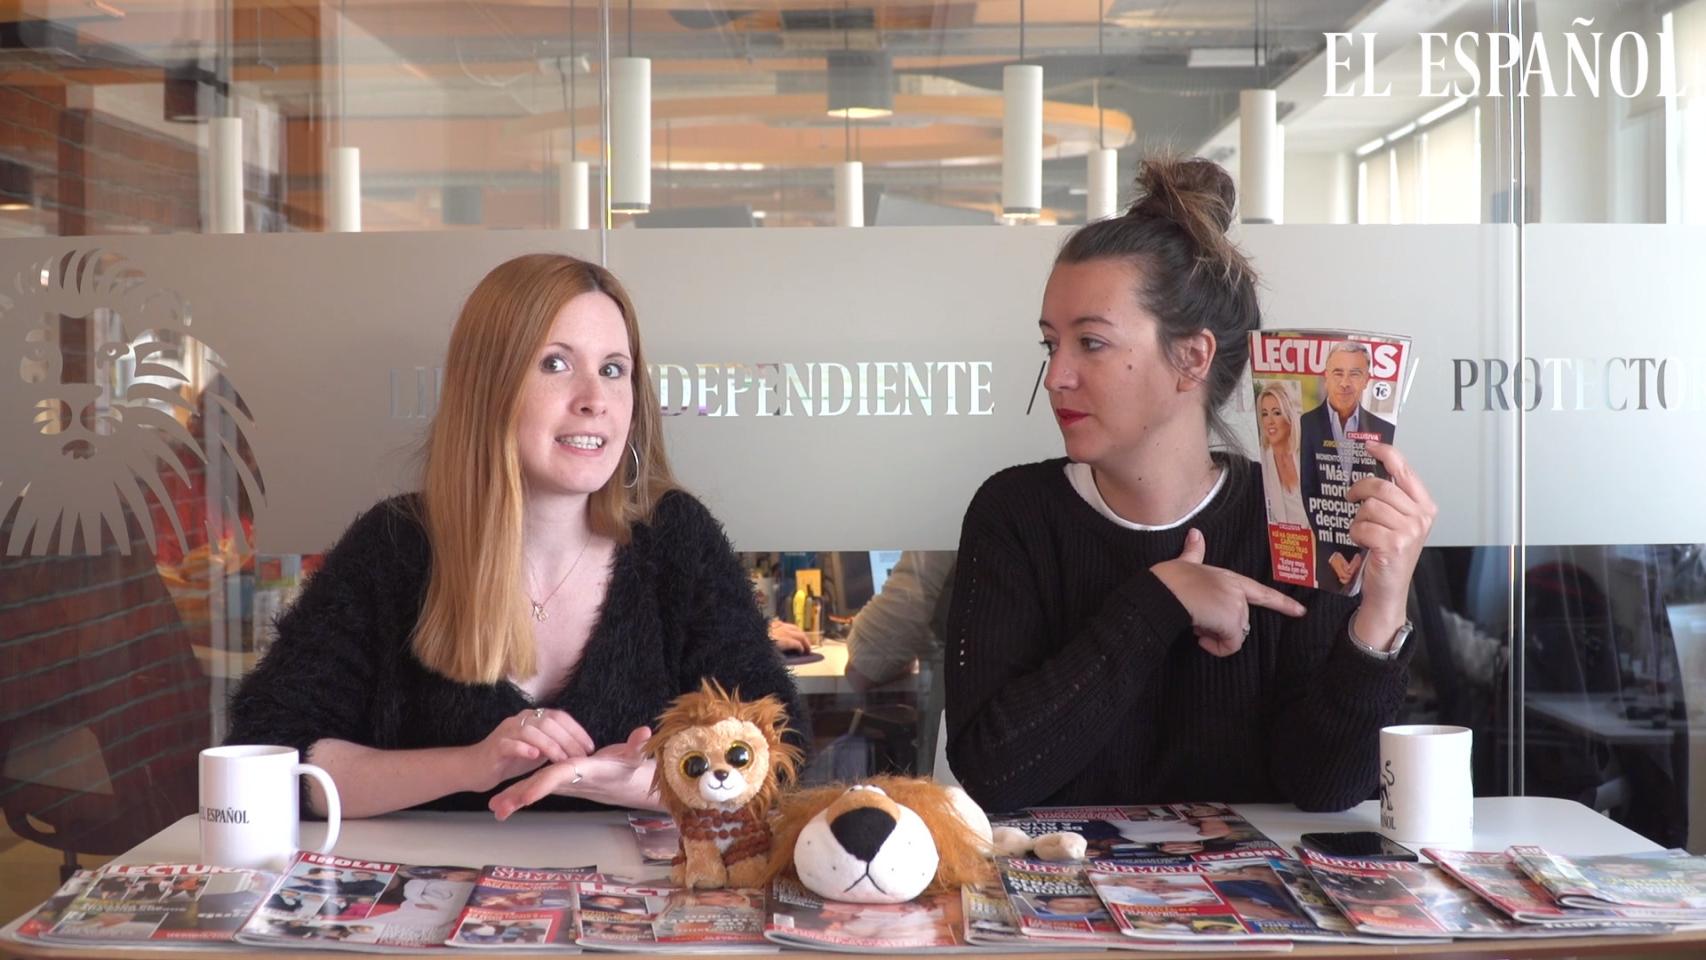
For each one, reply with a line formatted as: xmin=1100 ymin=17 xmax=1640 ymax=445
xmin=1086 ymin=0 xmax=1117 ymax=221
xmin=0 ymin=159 xmax=34 ymax=211
xmin=1002 ymin=0 xmax=1042 ymax=220
xmin=611 ymin=0 xmax=652 ymax=213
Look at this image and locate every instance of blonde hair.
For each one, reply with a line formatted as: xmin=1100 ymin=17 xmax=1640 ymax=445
xmin=412 ymin=254 xmax=677 ymax=684
xmin=1255 ymin=382 xmax=1300 ymax=456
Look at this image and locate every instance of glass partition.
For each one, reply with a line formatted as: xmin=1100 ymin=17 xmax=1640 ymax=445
xmin=18 ymin=0 xmax=1698 ymax=944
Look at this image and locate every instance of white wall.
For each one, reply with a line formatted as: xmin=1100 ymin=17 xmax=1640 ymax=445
xmin=1530 ymin=2 xmax=1667 ymax=223
xmin=1285 ymin=151 xmax=1353 ymax=224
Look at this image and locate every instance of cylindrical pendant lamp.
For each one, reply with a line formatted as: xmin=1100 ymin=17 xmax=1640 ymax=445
xmin=560 ymin=159 xmax=591 ymax=229
xmin=835 ymin=161 xmax=864 ymax=227
xmin=209 ymin=116 xmax=243 ymax=233
xmin=826 ymin=51 xmax=894 ymax=119
xmin=611 ymin=57 xmax=652 ymax=214
xmin=1240 ymin=89 xmax=1281 ymax=224
xmin=328 ymin=146 xmax=361 ymax=232
xmin=1087 ymin=148 xmax=1117 ymax=221
xmin=1002 ymin=64 xmax=1043 ymax=219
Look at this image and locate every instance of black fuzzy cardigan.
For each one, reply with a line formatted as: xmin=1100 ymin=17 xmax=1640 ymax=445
xmin=227 ymin=490 xmax=806 ymax=812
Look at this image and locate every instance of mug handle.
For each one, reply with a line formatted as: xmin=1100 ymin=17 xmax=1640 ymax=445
xmin=295 ymin=762 xmax=342 ymax=854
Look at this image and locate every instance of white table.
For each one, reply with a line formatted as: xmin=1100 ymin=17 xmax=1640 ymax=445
xmin=787 ymin=640 xmax=920 ymax=697
xmin=1524 ymin=692 xmax=1697 ymax=748
xmin=3 ymin=798 xmax=1696 ymax=960
xmin=97 ymin=796 xmax=1667 ymax=871
xmin=786 ymin=640 xmax=853 ymax=696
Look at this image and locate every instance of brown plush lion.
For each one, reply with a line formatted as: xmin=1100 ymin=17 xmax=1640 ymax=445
xmin=644 ymin=680 xmax=801 ymax=889
xmin=764 ymin=775 xmax=994 ymax=903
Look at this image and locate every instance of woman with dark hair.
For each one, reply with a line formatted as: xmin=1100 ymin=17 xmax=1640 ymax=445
xmin=227 ymin=254 xmax=803 ymax=817
xmin=944 ymin=157 xmax=1435 ymax=812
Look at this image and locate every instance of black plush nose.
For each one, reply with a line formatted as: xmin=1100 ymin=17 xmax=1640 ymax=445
xmin=830 ymin=806 xmax=896 ymax=863
xmin=712 ymin=769 xmax=730 ymax=783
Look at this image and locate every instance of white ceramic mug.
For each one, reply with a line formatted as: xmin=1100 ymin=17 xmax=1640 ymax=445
xmin=1378 ymin=724 xmax=1473 ymax=844
xmin=199 ymin=745 xmax=341 ymax=869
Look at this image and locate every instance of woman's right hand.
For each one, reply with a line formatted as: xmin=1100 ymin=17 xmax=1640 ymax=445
xmin=466 ymin=708 xmax=597 ymax=793
xmin=1150 ymin=528 xmax=1306 ymax=657
xmin=767 ymin=619 xmax=811 ymax=654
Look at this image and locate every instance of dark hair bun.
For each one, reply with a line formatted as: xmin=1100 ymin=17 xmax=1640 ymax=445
xmin=1129 ymin=155 xmax=1236 ymax=235
xmin=1125 ymin=155 xmax=1247 ymax=284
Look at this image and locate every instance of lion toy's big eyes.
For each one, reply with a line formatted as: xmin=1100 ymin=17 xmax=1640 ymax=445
xmin=725 ymin=742 xmax=752 ymax=769
xmin=681 ymin=754 xmax=710 ymax=779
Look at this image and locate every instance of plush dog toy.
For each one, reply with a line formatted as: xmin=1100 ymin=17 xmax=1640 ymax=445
xmin=644 ymin=680 xmax=801 ymax=889
xmin=765 ymin=775 xmax=994 ymax=904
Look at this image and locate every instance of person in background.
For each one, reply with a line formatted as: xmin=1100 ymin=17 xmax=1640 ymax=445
xmin=844 ymin=551 xmax=957 ymax=691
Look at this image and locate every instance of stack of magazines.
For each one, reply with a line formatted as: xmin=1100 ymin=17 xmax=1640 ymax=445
xmin=949 ymin=804 xmax=1706 ymax=951
xmin=11 ymin=807 xmax=1706 ymax=954
xmin=1423 ymin=846 xmax=1706 ymax=926
xmin=1296 ymin=848 xmax=1672 ymax=939
xmin=2 ymin=853 xmax=776 ymax=954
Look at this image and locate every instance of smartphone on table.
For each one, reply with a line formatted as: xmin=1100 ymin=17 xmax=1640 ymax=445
xmin=1298 ymin=831 xmax=1418 ymax=861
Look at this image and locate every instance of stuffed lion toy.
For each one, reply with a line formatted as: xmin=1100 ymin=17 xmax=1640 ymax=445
xmin=764 ymin=775 xmax=995 ymax=904
xmin=644 ymin=680 xmax=801 ymax=889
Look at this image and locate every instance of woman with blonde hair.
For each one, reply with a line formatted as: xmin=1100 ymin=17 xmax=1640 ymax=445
xmin=229 ymin=254 xmax=803 ymax=817
xmin=1256 ymin=381 xmax=1308 ymax=527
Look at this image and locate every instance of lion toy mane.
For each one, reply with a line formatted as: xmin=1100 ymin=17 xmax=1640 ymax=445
xmin=764 ymin=775 xmax=995 ymax=904
xmin=644 ymin=680 xmax=801 ymax=889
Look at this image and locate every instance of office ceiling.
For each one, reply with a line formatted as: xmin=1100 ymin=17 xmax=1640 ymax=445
xmin=2 ymin=0 xmax=1382 ymax=225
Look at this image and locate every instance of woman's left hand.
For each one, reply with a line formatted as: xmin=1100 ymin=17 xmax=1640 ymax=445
xmin=1347 ymin=441 xmax=1437 ymax=649
xmin=488 ymin=726 xmax=657 ymax=818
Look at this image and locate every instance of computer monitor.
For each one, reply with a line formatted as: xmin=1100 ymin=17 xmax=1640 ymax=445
xmin=835 ymin=552 xmax=875 ymax=614
xmin=870 ymin=550 xmax=902 ymax=596
xmin=828 ymin=550 xmax=904 ymax=617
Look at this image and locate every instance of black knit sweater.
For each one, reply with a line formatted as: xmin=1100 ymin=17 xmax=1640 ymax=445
xmin=944 ymin=456 xmax=1412 ymax=813
xmin=227 ymin=490 xmax=805 ymax=812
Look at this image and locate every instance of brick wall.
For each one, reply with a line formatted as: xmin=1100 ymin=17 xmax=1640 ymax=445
xmin=0 ymin=377 xmax=258 ymax=860
xmin=0 ymin=514 xmax=212 ymax=857
xmin=1 ymin=84 xmax=298 ymax=234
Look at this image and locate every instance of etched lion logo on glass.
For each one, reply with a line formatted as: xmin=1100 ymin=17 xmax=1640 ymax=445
xmin=0 ymin=249 xmax=264 ymax=557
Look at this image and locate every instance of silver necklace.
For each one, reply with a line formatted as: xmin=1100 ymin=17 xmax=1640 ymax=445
xmin=527 ymin=536 xmax=593 ymax=623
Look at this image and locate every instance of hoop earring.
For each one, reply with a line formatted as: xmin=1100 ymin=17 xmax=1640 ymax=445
xmin=625 ymin=442 xmax=640 ymax=489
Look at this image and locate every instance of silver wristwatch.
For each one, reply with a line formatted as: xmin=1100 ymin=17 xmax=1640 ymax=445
xmin=1349 ymin=618 xmax=1413 ymax=661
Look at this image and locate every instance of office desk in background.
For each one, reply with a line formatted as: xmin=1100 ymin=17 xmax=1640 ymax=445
xmin=5 ymin=797 xmax=1702 ymax=960
xmin=787 ymin=640 xmax=919 ymax=697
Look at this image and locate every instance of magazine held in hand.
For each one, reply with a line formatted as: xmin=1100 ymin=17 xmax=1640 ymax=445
xmin=1247 ymin=330 xmax=1411 ymax=595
